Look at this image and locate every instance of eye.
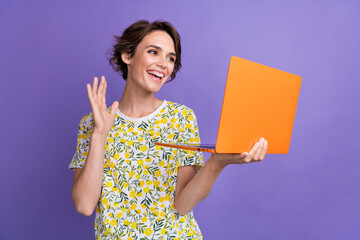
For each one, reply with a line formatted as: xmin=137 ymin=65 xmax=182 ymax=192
xmin=168 ymin=56 xmax=175 ymax=63
xmin=148 ymin=50 xmax=157 ymax=55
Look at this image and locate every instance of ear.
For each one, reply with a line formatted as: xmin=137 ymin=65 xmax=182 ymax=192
xmin=121 ymin=52 xmax=132 ymax=65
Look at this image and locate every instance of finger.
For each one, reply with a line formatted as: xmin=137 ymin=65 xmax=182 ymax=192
xmin=244 ymin=142 xmax=259 ymax=163
xmin=98 ymin=76 xmax=105 ymax=110
xmin=92 ymin=76 xmax=98 ymax=97
xmin=102 ymin=77 xmax=107 ymax=109
xmin=240 ymin=152 xmax=248 ymax=158
xmin=239 ymin=152 xmax=249 ymax=163
xmin=87 ymin=83 xmax=94 ymax=105
xmin=110 ymin=101 xmax=119 ymax=117
xmin=259 ymin=139 xmax=268 ymax=160
xmin=253 ymin=138 xmax=264 ymax=161
xmin=230 ymin=152 xmax=248 ymax=162
xmin=87 ymin=83 xmax=100 ymax=117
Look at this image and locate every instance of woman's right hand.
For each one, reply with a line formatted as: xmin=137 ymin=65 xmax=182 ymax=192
xmin=209 ymin=137 xmax=268 ymax=169
xmin=87 ymin=76 xmax=119 ymax=136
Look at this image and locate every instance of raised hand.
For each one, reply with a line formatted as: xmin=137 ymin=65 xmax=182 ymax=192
xmin=86 ymin=76 xmax=119 ymax=136
xmin=210 ymin=137 xmax=268 ymax=168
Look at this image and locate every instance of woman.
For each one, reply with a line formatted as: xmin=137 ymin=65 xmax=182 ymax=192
xmin=69 ymin=20 xmax=267 ymax=240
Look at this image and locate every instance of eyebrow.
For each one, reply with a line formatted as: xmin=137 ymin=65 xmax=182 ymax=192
xmin=146 ymin=45 xmax=177 ymax=57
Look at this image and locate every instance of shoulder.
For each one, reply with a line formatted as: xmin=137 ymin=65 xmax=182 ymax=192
xmin=77 ymin=112 xmax=94 ymax=128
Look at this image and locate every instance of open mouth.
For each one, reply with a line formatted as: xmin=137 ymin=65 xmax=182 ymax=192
xmin=147 ymin=70 xmax=165 ymax=82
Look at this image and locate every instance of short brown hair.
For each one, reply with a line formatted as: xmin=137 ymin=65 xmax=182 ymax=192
xmin=108 ymin=20 xmax=182 ymax=82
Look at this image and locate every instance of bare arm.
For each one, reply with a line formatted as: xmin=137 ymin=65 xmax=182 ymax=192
xmin=174 ymin=138 xmax=268 ymax=215
xmin=71 ymin=131 xmax=108 ymax=216
xmin=71 ymin=76 xmax=118 ymax=216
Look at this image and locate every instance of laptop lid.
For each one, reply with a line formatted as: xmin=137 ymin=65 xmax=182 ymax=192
xmin=215 ymin=56 xmax=302 ymax=153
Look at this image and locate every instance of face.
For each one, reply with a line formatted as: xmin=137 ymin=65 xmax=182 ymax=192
xmin=122 ymin=30 xmax=176 ymax=94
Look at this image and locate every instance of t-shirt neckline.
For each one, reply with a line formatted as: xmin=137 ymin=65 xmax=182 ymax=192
xmin=116 ymin=100 xmax=167 ymax=122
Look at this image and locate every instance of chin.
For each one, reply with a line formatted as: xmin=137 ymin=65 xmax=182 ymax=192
xmin=147 ymin=80 xmax=167 ymax=93
xmin=148 ymin=85 xmax=163 ymax=93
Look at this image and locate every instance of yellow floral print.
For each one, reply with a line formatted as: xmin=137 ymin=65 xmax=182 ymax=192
xmin=69 ymin=101 xmax=203 ymax=239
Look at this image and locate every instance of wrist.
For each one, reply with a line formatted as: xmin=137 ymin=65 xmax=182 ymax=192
xmin=91 ymin=129 xmax=108 ymax=142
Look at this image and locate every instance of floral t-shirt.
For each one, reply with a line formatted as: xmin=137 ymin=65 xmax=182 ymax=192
xmin=69 ymin=100 xmax=204 ymax=240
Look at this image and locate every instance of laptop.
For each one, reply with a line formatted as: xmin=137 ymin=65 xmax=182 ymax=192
xmin=155 ymin=56 xmax=302 ymax=154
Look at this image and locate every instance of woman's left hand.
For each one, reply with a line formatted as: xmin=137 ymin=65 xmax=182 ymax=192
xmin=209 ymin=137 xmax=268 ymax=168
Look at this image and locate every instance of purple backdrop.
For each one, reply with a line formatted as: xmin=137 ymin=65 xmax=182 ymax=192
xmin=1 ymin=0 xmax=359 ymax=239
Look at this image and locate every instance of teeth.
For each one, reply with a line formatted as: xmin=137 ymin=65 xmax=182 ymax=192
xmin=148 ymin=71 xmax=164 ymax=78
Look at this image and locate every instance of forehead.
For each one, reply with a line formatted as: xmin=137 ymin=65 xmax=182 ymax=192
xmin=138 ymin=30 xmax=175 ymax=52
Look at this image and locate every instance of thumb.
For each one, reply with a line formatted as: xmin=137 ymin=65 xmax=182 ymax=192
xmin=241 ymin=152 xmax=249 ymax=158
xmin=110 ymin=101 xmax=119 ymax=117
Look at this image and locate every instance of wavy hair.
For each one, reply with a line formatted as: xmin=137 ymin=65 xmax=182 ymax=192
xmin=108 ymin=20 xmax=182 ymax=82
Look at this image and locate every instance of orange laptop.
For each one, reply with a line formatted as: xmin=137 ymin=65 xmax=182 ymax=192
xmin=155 ymin=56 xmax=302 ymax=154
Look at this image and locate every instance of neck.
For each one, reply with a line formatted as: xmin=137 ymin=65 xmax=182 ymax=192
xmin=118 ymin=79 xmax=163 ymax=118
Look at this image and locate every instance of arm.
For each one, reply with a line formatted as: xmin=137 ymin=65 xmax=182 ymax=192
xmin=174 ymin=138 xmax=268 ymax=215
xmin=71 ymin=76 xmax=118 ymax=216
xmin=174 ymin=159 xmax=223 ymax=215
xmin=71 ymin=131 xmax=107 ymax=216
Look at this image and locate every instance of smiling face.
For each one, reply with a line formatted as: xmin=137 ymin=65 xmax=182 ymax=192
xmin=122 ymin=30 xmax=176 ymax=94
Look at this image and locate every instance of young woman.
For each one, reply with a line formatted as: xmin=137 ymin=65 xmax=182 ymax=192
xmin=69 ymin=20 xmax=267 ymax=240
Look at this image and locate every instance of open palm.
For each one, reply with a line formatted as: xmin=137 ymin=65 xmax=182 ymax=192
xmin=86 ymin=76 xmax=119 ymax=135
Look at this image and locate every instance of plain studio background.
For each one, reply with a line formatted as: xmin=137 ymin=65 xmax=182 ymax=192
xmin=0 ymin=0 xmax=359 ymax=239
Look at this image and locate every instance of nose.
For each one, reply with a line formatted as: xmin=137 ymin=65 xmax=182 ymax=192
xmin=156 ymin=56 xmax=167 ymax=69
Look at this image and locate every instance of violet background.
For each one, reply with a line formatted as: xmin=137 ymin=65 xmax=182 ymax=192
xmin=1 ymin=0 xmax=359 ymax=239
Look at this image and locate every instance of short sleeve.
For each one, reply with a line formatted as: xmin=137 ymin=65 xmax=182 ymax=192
xmin=176 ymin=107 xmax=204 ymax=170
xmin=68 ymin=114 xmax=93 ymax=170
